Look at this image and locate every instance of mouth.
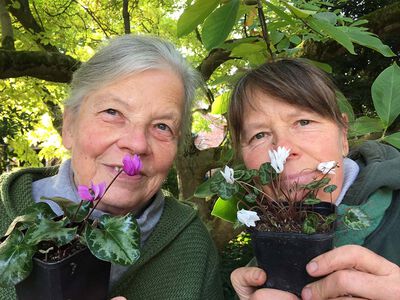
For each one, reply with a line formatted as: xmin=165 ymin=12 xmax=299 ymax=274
xmin=106 ymin=164 xmax=144 ymax=180
xmin=280 ymin=170 xmax=321 ymax=187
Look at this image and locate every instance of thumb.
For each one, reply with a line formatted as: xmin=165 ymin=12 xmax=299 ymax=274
xmin=111 ymin=297 xmax=126 ymax=300
xmin=231 ymin=267 xmax=266 ymax=300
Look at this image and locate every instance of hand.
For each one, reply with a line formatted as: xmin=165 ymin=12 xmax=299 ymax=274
xmin=301 ymin=245 xmax=400 ymax=300
xmin=111 ymin=297 xmax=126 ymax=300
xmin=231 ymin=267 xmax=298 ymax=300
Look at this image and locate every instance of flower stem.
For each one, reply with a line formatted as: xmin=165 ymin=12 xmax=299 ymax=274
xmin=84 ymin=169 xmax=123 ymax=222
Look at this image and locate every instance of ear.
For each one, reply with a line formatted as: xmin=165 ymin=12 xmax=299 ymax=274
xmin=341 ymin=113 xmax=349 ymax=157
xmin=62 ymin=109 xmax=74 ymax=150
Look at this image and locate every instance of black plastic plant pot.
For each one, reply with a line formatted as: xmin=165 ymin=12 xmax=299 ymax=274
xmin=250 ymin=202 xmax=336 ymax=296
xmin=15 ymin=247 xmax=111 ymax=300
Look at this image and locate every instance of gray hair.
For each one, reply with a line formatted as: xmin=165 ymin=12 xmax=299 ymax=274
xmin=64 ymin=34 xmax=201 ymax=145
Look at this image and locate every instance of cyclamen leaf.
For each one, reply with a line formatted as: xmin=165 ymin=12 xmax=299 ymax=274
xmin=41 ymin=196 xmax=92 ymax=222
xmin=194 ymin=179 xmax=215 ymax=198
xmin=24 ymin=218 xmax=77 ymax=247
xmin=303 ymin=198 xmax=321 ymax=205
xmin=301 ymin=177 xmax=330 ymax=190
xmin=244 ymin=193 xmax=257 ymax=203
xmin=258 ymin=162 xmax=277 ymax=185
xmin=5 ymin=202 xmax=56 ymax=236
xmin=0 ymin=230 xmax=36 ymax=287
xmin=323 ymin=185 xmax=337 ymax=194
xmin=84 ymin=213 xmax=140 ymax=266
xmin=210 ymin=171 xmax=239 ymax=199
xmin=302 ymin=214 xmax=319 ymax=234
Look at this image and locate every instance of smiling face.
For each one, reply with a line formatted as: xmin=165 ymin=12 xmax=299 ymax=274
xmin=62 ymin=69 xmax=185 ymax=215
xmin=240 ymin=91 xmax=349 ymax=203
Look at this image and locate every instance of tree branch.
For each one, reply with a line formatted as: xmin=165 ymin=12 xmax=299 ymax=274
xmin=0 ymin=0 xmax=14 ymax=50
xmin=4 ymin=0 xmax=58 ymax=52
xmin=0 ymin=49 xmax=80 ymax=82
xmin=123 ymin=0 xmax=130 ymax=34
xmin=197 ymin=48 xmax=232 ymax=81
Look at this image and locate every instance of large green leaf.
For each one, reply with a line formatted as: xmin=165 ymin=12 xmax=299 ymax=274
xmin=371 ymin=63 xmax=400 ymax=127
xmin=283 ymin=2 xmax=316 ymax=19
xmin=339 ymin=26 xmax=395 ymax=57
xmin=348 ymin=116 xmax=384 ymax=138
xmin=0 ymin=230 xmax=36 ymax=287
xmin=41 ymin=196 xmax=92 ymax=222
xmin=383 ymin=132 xmax=400 ymax=149
xmin=177 ymin=0 xmax=219 ymax=37
xmin=211 ymin=92 xmax=230 ymax=115
xmin=24 ymin=218 xmax=77 ymax=247
xmin=230 ymin=42 xmax=267 ymax=64
xmin=84 ymin=213 xmax=140 ymax=265
xmin=265 ymin=1 xmax=296 ymax=26
xmin=202 ymin=0 xmax=240 ymax=50
xmin=337 ymin=91 xmax=355 ymax=122
xmin=308 ymin=18 xmax=355 ymax=54
xmin=211 ymin=196 xmax=239 ymax=223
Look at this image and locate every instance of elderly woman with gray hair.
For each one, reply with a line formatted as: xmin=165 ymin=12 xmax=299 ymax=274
xmin=0 ymin=35 xmax=223 ymax=299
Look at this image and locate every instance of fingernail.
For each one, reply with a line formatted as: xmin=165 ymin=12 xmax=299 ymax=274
xmin=307 ymin=261 xmax=318 ymax=274
xmin=302 ymin=286 xmax=312 ymax=300
xmin=253 ymin=269 xmax=262 ymax=281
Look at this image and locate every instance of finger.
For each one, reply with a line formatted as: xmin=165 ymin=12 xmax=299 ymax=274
xmin=302 ymin=269 xmax=388 ymax=300
xmin=251 ymin=288 xmax=299 ymax=300
xmin=111 ymin=297 xmax=127 ymax=300
xmin=306 ymin=245 xmax=397 ymax=277
xmin=231 ymin=267 xmax=266 ymax=300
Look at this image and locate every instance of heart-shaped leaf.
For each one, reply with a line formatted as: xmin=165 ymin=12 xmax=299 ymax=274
xmin=24 ymin=218 xmax=77 ymax=247
xmin=0 ymin=230 xmax=36 ymax=287
xmin=41 ymin=196 xmax=91 ymax=222
xmin=5 ymin=202 xmax=56 ymax=236
xmin=259 ymin=162 xmax=277 ymax=185
xmin=84 ymin=213 xmax=140 ymax=266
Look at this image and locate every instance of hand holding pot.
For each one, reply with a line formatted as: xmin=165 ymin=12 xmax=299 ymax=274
xmin=301 ymin=245 xmax=400 ymax=300
xmin=231 ymin=267 xmax=299 ymax=300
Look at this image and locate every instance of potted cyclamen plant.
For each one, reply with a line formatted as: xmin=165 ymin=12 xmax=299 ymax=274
xmin=0 ymin=154 xmax=143 ymax=300
xmin=196 ymin=147 xmax=338 ymax=296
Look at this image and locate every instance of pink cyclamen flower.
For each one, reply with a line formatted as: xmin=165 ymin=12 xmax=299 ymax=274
xmin=78 ymin=181 xmax=106 ymax=201
xmin=123 ymin=154 xmax=143 ymax=176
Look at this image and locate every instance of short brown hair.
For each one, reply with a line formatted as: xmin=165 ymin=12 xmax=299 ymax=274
xmin=228 ymin=59 xmax=347 ymax=152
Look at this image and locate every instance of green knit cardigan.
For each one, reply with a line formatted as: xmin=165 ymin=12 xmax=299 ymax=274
xmin=0 ymin=167 xmax=223 ymax=299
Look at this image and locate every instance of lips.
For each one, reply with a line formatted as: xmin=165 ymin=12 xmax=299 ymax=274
xmin=280 ymin=170 xmax=321 ymax=187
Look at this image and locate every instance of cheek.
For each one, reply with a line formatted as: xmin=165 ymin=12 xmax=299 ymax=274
xmin=242 ymin=148 xmax=267 ymax=170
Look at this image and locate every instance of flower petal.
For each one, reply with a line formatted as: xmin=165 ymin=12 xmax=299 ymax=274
xmin=317 ymin=161 xmax=337 ymax=174
xmin=123 ymin=154 xmax=143 ymax=176
xmin=78 ymin=185 xmax=93 ymax=201
xmin=237 ymin=209 xmax=260 ymax=227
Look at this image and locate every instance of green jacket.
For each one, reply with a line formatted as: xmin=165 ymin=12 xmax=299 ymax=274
xmin=0 ymin=166 xmax=223 ymax=299
xmin=337 ymin=141 xmax=400 ymax=264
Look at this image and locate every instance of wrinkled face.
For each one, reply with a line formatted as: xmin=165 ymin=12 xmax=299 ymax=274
xmin=62 ymin=69 xmax=185 ymax=215
xmin=240 ymin=91 xmax=349 ymax=203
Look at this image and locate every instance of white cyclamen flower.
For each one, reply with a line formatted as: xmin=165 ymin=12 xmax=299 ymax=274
xmin=317 ymin=161 xmax=337 ymax=174
xmin=220 ymin=166 xmax=235 ymax=184
xmin=268 ymin=146 xmax=291 ymax=174
xmin=237 ymin=209 xmax=260 ymax=227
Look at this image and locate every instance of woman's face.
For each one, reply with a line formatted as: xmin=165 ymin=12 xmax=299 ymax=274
xmin=240 ymin=91 xmax=349 ymax=203
xmin=62 ymin=69 xmax=185 ymax=215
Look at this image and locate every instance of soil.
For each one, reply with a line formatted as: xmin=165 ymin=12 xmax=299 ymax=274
xmin=34 ymin=239 xmax=86 ymax=263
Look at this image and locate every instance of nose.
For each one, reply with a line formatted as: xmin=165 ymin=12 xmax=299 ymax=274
xmin=116 ymin=126 xmax=150 ymax=155
xmin=271 ymin=128 xmax=297 ymax=159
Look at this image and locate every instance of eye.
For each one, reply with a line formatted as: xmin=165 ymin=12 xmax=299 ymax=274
xmin=156 ymin=123 xmax=171 ymax=132
xmin=298 ymin=119 xmax=311 ymax=126
xmin=105 ymin=108 xmax=118 ymax=116
xmin=254 ymin=132 xmax=265 ymax=140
